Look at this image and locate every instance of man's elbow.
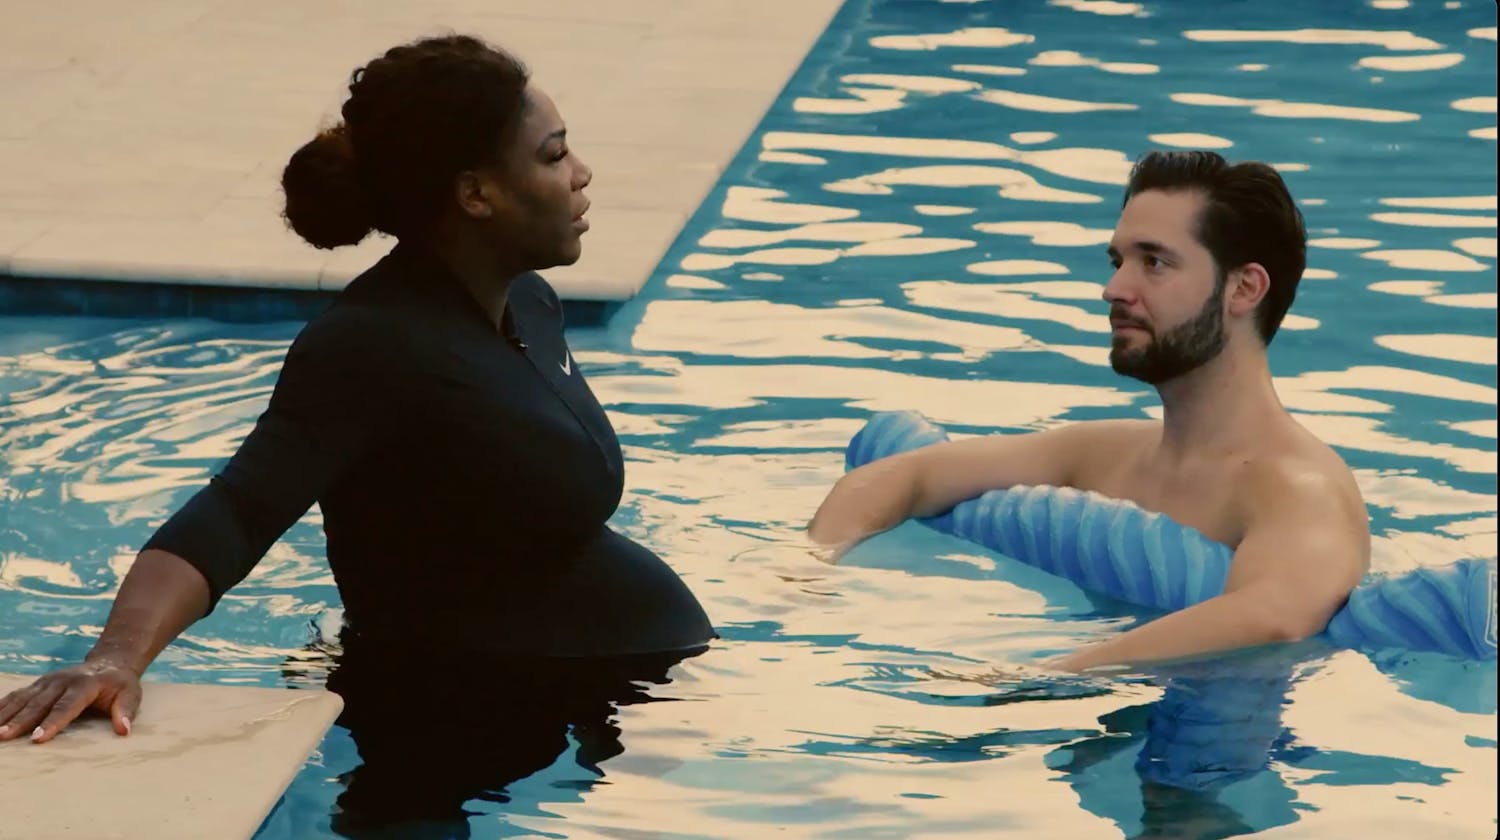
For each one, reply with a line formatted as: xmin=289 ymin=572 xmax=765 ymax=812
xmin=1262 ymin=597 xmax=1345 ymax=643
xmin=1266 ymin=617 xmax=1320 ymax=644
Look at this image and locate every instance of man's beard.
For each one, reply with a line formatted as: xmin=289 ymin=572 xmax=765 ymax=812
xmin=1109 ymin=281 xmax=1228 ymax=385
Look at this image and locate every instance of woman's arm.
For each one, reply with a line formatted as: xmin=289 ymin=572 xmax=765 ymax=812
xmin=0 ymin=550 xmax=207 ymax=743
xmin=1 ymin=308 xmax=400 ymax=742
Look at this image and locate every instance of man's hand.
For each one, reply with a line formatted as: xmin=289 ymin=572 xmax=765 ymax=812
xmin=0 ymin=659 xmax=142 ymax=744
xmin=805 ymin=538 xmax=852 ymax=565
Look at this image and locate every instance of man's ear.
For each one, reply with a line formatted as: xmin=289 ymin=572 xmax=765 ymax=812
xmin=453 ymin=171 xmax=495 ymax=220
xmin=1228 ymin=262 xmax=1271 ymax=317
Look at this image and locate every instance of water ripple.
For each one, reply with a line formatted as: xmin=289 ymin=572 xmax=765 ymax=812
xmin=1181 ymin=29 xmax=1444 ymax=50
xmin=3 ymin=1 xmax=1496 ymax=837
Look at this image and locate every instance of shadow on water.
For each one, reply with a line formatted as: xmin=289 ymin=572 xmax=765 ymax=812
xmin=270 ymin=636 xmax=705 ymax=840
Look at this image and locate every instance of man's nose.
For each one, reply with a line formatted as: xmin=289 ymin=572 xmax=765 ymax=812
xmin=1102 ymin=269 xmax=1132 ymax=304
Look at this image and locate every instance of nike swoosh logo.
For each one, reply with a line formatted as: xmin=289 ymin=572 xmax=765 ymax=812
xmin=559 ymin=353 xmax=572 ymax=375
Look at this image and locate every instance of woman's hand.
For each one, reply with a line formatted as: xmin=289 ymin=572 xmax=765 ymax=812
xmin=0 ymin=658 xmax=142 ymax=744
xmin=0 ymin=548 xmax=211 ymax=745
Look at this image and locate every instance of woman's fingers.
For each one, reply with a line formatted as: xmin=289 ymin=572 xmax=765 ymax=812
xmin=31 ymin=681 xmax=109 ymax=744
xmin=0 ymin=681 xmax=69 ymax=742
xmin=0 ymin=683 xmax=46 ymax=738
xmin=109 ymin=680 xmax=143 ymax=736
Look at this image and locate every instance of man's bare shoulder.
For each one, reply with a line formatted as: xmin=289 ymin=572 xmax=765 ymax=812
xmin=1051 ymin=417 xmax=1159 ymax=444
xmin=940 ymin=417 xmax=1156 ymax=454
xmin=1241 ymin=427 xmax=1367 ymax=529
xmin=1232 ymin=424 xmax=1372 ymax=594
xmin=1036 ymin=418 xmax=1156 ymax=490
xmin=1052 ymin=417 xmax=1161 ymax=462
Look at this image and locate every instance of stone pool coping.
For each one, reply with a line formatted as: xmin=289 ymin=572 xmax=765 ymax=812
xmin=0 ymin=0 xmax=844 ymax=318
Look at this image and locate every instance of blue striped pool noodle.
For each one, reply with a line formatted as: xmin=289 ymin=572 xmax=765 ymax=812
xmin=845 ymin=410 xmax=1497 ymax=661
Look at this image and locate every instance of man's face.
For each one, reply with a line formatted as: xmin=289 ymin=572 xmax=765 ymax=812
xmin=1103 ymin=189 xmax=1228 ymax=385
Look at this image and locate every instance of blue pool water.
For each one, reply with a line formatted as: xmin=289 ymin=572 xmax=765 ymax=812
xmin=2 ymin=0 xmax=1496 ymax=837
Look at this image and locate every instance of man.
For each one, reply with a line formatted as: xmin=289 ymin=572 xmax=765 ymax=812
xmin=808 ymin=150 xmax=1370 ymax=673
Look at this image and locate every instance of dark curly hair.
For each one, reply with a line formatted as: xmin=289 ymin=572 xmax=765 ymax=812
xmin=280 ymin=34 xmax=530 ymax=249
xmin=1123 ymin=150 xmax=1308 ymax=345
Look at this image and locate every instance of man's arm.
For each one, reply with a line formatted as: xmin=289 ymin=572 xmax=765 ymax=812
xmin=1047 ymin=467 xmax=1370 ymax=673
xmin=808 ymin=420 xmax=1135 ymax=559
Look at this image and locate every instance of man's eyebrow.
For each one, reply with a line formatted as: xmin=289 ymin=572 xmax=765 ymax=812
xmin=1108 ymin=240 xmax=1182 ymax=260
xmin=1139 ymin=240 xmax=1175 ymax=257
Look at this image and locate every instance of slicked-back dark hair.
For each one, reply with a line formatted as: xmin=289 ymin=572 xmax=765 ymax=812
xmin=1123 ymin=150 xmax=1307 ymax=344
xmin=280 ymin=34 xmax=530 ymax=249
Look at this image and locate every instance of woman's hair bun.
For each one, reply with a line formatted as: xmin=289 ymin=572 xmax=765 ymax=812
xmin=280 ymin=124 xmax=374 ymax=250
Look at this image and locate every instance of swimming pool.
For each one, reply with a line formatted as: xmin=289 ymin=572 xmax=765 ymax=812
xmin=1 ymin=0 xmax=1495 ymax=837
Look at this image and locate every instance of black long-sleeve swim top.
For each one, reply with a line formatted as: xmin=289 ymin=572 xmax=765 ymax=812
xmin=144 ymin=240 xmax=713 ymax=658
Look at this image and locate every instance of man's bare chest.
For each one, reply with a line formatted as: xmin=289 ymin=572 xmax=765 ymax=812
xmin=1074 ymin=455 xmax=1248 ymax=548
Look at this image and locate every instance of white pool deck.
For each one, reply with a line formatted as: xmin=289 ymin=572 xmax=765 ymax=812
xmin=0 ymin=672 xmax=344 ymax=840
xmin=0 ymin=0 xmax=843 ymax=301
xmin=0 ymin=2 xmax=841 ymax=837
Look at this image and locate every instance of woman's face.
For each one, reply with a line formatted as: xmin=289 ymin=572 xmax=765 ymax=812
xmin=468 ymin=84 xmax=594 ymax=271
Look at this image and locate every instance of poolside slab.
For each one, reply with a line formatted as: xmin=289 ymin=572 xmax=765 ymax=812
xmin=0 ymin=672 xmax=342 ymax=840
xmin=0 ymin=0 xmax=843 ymax=305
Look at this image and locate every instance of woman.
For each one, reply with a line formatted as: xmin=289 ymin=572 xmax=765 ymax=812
xmin=0 ymin=33 xmax=714 ymax=831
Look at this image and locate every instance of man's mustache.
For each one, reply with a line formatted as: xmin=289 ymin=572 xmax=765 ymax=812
xmin=1109 ymin=306 xmax=1152 ymax=333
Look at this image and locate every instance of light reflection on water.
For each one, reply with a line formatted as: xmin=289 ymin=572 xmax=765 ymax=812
xmin=2 ymin=0 xmax=1497 ymax=837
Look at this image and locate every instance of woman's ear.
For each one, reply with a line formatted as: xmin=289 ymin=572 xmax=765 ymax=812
xmin=453 ymin=171 xmax=495 ymax=220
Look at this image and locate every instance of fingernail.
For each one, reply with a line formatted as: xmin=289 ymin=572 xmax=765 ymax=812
xmin=122 ymin=716 xmax=132 ymax=735
xmin=0 ymin=725 xmax=10 ymax=737
xmin=31 ymin=726 xmax=44 ymax=742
